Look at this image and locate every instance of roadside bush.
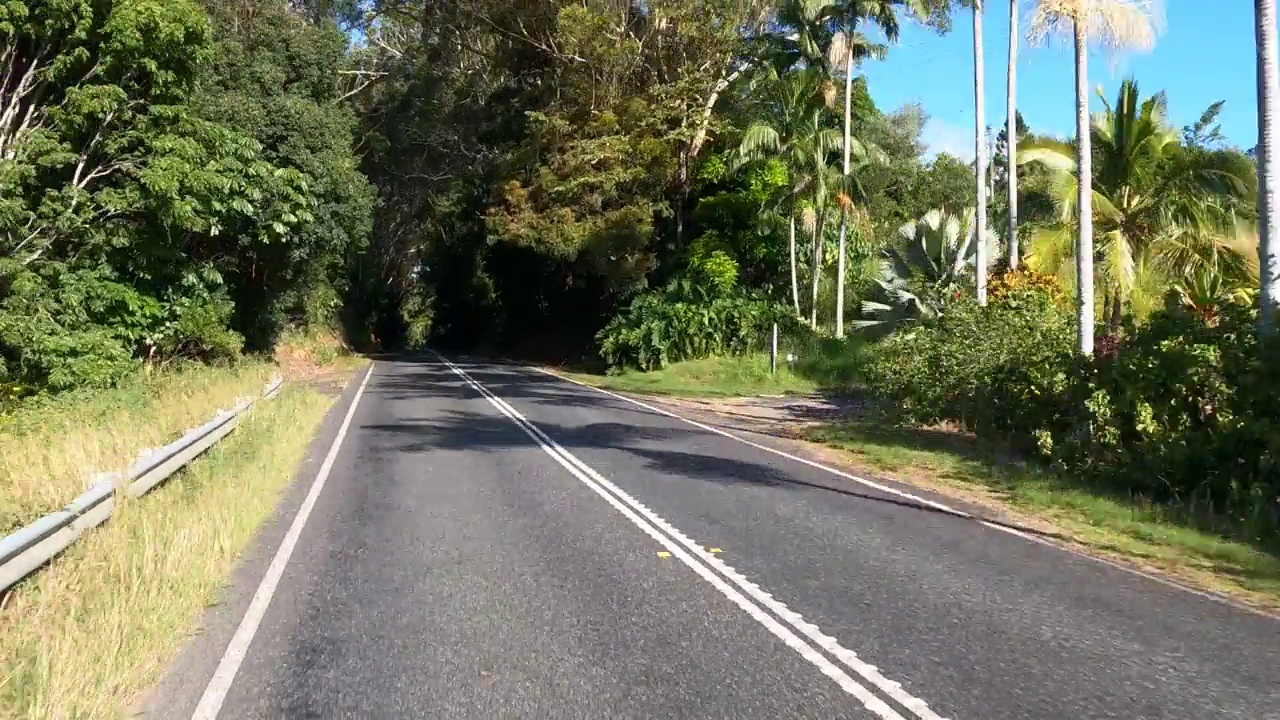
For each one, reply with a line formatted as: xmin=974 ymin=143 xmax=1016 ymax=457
xmin=597 ymin=281 xmax=797 ymax=371
xmin=863 ymin=273 xmax=1279 ymax=541
xmin=146 ymin=292 xmax=244 ymax=363
xmin=0 ymin=263 xmax=144 ymax=393
xmin=0 ymin=261 xmax=245 ymax=396
xmin=861 ymin=271 xmax=1075 ymax=431
xmin=1067 ymin=302 xmax=1280 ymax=533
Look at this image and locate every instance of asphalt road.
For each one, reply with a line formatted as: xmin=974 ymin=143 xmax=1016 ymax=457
xmin=149 ymin=356 xmax=1280 ymax=720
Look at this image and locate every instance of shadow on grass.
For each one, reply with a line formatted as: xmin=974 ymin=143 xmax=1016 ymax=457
xmin=810 ymin=421 xmax=1280 ymax=581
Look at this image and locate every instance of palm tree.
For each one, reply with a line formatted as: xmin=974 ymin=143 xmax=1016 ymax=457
xmin=735 ymin=67 xmax=820 ymax=315
xmin=1257 ymin=0 xmax=1280 ymax=330
xmin=768 ymin=0 xmax=842 ymax=74
xmin=768 ymin=0 xmax=906 ymax=333
xmin=1007 ymin=0 xmax=1020 ymax=268
xmin=973 ymin=0 xmax=989 ymax=305
xmin=824 ymin=0 xmax=923 ymax=336
xmin=1019 ymin=80 xmax=1254 ymax=324
xmin=735 ymin=67 xmax=845 ymax=322
xmin=1028 ymin=0 xmax=1161 ymax=354
xmin=800 ymin=110 xmax=849 ymax=327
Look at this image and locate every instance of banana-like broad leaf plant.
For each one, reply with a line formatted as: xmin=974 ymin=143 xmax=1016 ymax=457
xmin=855 ymin=208 xmax=998 ymax=331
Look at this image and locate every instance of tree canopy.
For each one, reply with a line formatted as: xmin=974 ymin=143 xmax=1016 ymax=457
xmin=1 ymin=0 xmax=1263 ymax=385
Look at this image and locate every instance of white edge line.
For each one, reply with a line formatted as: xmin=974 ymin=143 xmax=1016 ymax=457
xmin=190 ymin=362 xmax=376 ymax=720
xmin=536 ymin=366 xmax=1280 ymax=621
xmin=436 ymin=354 xmax=938 ymax=720
xmin=498 ymin=400 xmax=946 ymax=720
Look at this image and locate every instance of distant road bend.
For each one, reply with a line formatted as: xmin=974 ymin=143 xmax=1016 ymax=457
xmin=150 ymin=356 xmax=1280 ymax=720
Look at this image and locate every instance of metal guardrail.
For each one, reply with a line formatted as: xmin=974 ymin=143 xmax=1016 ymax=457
xmin=0 ymin=376 xmax=284 ymax=593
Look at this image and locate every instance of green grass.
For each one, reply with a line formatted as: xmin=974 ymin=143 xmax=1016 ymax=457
xmin=560 ymin=334 xmax=869 ymax=399
xmin=0 ymin=382 xmax=339 ymax=720
xmin=809 ymin=422 xmax=1280 ymax=608
xmin=564 ymin=354 xmax=820 ymax=398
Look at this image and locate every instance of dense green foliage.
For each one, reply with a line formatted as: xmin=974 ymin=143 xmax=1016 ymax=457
xmin=0 ymin=0 xmax=372 ymax=398
xmin=598 ymin=282 xmax=796 ymax=372
xmin=1019 ymin=80 xmax=1257 ymax=325
xmin=345 ymin=0 xmax=978 ymax=354
xmin=5 ymin=0 xmax=1274 ymax=548
xmin=861 ymin=270 xmax=1077 ymax=430
xmin=858 ymin=208 xmax=994 ymax=331
xmin=864 ymin=273 xmax=1278 ymax=542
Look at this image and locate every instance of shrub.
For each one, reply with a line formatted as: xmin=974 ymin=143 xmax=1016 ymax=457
xmin=861 ymin=273 xmax=1075 ymax=431
xmin=0 ymin=263 xmax=144 ymax=392
xmin=686 ymin=231 xmax=740 ymax=297
xmin=863 ymin=276 xmax=1280 ymax=542
xmin=987 ymin=266 xmax=1066 ymax=305
xmin=597 ymin=282 xmax=797 ymax=371
xmin=146 ymin=292 xmax=244 ymax=363
xmin=0 ymin=261 xmax=247 ymax=395
xmin=1068 ymin=302 xmax=1279 ymax=530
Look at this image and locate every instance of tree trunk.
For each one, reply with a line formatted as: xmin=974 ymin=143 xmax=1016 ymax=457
xmin=677 ymin=64 xmax=744 ymax=253
xmin=811 ymin=208 xmax=824 ymax=328
xmin=973 ymin=0 xmax=988 ymax=305
xmin=1006 ymin=0 xmax=1019 ymax=270
xmin=1258 ymin=0 xmax=1280 ymax=330
xmin=1074 ymin=19 xmax=1095 ymax=355
xmin=675 ymin=147 xmax=689 ymax=251
xmin=790 ymin=213 xmax=801 ymax=316
xmin=836 ymin=45 xmax=854 ymax=338
xmin=690 ymin=67 xmax=745 ymax=161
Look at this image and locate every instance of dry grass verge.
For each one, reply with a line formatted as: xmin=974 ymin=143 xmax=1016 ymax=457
xmin=0 ymin=363 xmax=278 ymax=533
xmin=0 ymin=382 xmax=337 ymax=719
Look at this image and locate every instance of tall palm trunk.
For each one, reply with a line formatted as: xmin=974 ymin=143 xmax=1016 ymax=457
xmin=790 ymin=214 xmax=801 ymax=315
xmin=1006 ymin=0 xmax=1019 ymax=269
xmin=835 ymin=45 xmax=854 ymax=338
xmin=973 ymin=0 xmax=988 ymax=305
xmin=1073 ymin=17 xmax=1094 ymax=354
xmin=1258 ymin=0 xmax=1280 ymax=330
xmin=811 ymin=208 xmax=825 ymax=327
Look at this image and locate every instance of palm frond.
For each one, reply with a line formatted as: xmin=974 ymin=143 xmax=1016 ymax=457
xmin=736 ymin=123 xmax=782 ymax=164
xmin=1027 ymin=0 xmax=1164 ymax=56
xmin=1099 ymin=228 xmax=1137 ymax=298
xmin=1018 ymin=142 xmax=1076 ymax=173
xmin=1025 ymin=225 xmax=1076 ymax=281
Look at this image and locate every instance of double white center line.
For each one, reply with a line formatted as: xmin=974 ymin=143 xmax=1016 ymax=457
xmin=435 ymin=354 xmax=947 ymax=720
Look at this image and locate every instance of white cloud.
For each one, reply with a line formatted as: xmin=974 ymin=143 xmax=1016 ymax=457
xmin=920 ymin=117 xmax=976 ymax=163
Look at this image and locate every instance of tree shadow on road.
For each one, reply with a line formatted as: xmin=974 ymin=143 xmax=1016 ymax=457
xmin=358 ymin=356 xmax=1072 ymax=544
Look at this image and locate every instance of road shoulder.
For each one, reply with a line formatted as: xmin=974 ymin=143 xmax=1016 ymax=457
xmin=137 ymin=362 xmax=371 ymax=718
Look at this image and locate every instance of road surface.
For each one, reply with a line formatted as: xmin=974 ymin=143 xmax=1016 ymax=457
xmin=149 ymin=356 xmax=1280 ymax=720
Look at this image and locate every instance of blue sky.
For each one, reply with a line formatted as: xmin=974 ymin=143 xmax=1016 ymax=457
xmin=858 ymin=1 xmax=1259 ymax=161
